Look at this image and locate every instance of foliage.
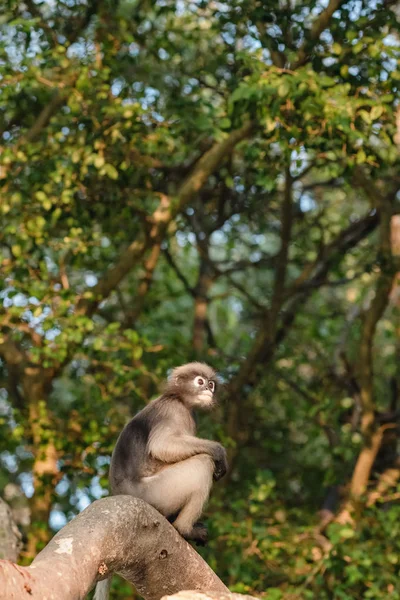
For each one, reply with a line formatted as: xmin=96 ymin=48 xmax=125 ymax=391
xmin=1 ymin=0 xmax=400 ymax=598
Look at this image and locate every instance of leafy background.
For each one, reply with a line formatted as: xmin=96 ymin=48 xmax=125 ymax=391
xmin=1 ymin=0 xmax=400 ymax=598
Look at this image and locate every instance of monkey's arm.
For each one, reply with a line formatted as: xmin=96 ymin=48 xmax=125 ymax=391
xmin=148 ymin=426 xmax=227 ymax=479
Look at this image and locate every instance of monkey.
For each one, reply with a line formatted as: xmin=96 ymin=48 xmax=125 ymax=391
xmin=93 ymin=362 xmax=227 ymax=600
xmin=110 ymin=362 xmax=227 ymax=539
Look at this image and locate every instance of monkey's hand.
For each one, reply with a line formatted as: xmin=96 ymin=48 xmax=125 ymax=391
xmin=212 ymin=444 xmax=228 ymax=481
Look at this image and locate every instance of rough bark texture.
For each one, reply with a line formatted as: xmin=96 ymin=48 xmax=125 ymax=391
xmin=0 ymin=496 xmax=229 ymax=600
xmin=162 ymin=592 xmax=257 ymax=600
xmin=0 ymin=498 xmax=22 ymax=562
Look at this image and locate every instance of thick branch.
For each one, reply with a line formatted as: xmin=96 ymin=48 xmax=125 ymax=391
xmin=0 ymin=336 xmax=26 ymax=368
xmin=294 ymin=0 xmax=345 ymax=68
xmin=21 ymin=92 xmax=67 ymax=145
xmin=0 ymin=496 xmax=228 ymax=600
xmin=229 ymin=210 xmax=380 ymax=397
xmin=163 ymin=592 xmax=257 ymax=600
xmin=357 ymin=200 xmax=394 ymax=420
xmin=175 ymin=121 xmax=253 ymax=206
xmin=164 ymin=247 xmax=195 ymax=296
xmin=340 ymin=204 xmax=397 ymax=509
xmin=24 ymin=0 xmax=58 ymax=45
xmin=225 ymin=210 xmax=380 ymax=446
xmin=66 ymin=0 xmax=102 ymax=45
xmin=193 ymin=260 xmax=213 ymax=353
xmin=77 ymin=121 xmax=253 ymax=317
xmin=270 ymin=168 xmax=293 ymax=320
xmin=288 ymin=211 xmax=379 ymax=295
xmin=128 ymin=240 xmax=164 ymax=324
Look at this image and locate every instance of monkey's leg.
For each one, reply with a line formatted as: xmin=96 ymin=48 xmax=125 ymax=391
xmin=141 ymin=453 xmax=214 ymax=542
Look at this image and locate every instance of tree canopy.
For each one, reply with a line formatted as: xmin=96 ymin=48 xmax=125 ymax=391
xmin=1 ymin=0 xmax=400 ymax=598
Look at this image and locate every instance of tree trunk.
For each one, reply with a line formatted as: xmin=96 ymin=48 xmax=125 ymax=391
xmin=193 ymin=263 xmax=213 ymax=353
xmin=22 ymin=368 xmax=59 ymax=557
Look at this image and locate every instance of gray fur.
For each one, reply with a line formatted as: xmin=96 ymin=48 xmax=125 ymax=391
xmin=109 ymin=362 xmax=225 ymax=497
xmin=95 ymin=363 xmax=227 ymax=600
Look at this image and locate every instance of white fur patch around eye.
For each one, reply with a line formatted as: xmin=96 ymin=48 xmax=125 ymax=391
xmin=194 ymin=375 xmax=205 ymax=387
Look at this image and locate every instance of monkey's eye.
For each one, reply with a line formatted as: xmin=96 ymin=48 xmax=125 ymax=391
xmin=194 ymin=376 xmax=205 ymax=387
xmin=208 ymin=380 xmax=215 ymax=392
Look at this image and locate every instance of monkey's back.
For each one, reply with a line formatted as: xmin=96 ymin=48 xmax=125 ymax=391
xmin=109 ymin=396 xmax=194 ymax=493
xmin=109 ymin=412 xmax=148 ymax=493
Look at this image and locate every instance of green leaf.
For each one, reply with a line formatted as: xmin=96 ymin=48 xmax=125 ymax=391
xmin=35 ymin=191 xmax=47 ymax=202
xmin=104 ymin=164 xmax=118 ymax=180
xmin=94 ymin=155 xmax=105 ymax=169
xmin=220 ymin=117 xmax=231 ymax=129
xmin=277 ymin=79 xmax=290 ymax=97
xmin=370 ymin=105 xmax=383 ymax=120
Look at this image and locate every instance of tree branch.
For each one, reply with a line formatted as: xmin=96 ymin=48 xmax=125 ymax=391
xmin=67 ymin=0 xmax=102 ymax=45
xmin=294 ymin=0 xmax=345 ymax=68
xmin=225 ymin=210 xmax=380 ymax=448
xmin=24 ymin=0 xmax=58 ymax=46
xmin=128 ymin=240 xmax=164 ymax=324
xmin=163 ymin=592 xmax=257 ymax=600
xmin=21 ymin=92 xmax=67 ymax=145
xmin=164 ymin=247 xmax=196 ymax=296
xmin=0 ymin=496 xmax=228 ymax=600
xmin=77 ymin=121 xmax=253 ymax=317
xmin=270 ymin=167 xmax=293 ymax=319
xmin=0 ymin=336 xmax=26 ymax=368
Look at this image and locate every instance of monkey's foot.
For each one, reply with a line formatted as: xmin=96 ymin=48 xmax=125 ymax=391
xmin=184 ymin=522 xmax=208 ymax=546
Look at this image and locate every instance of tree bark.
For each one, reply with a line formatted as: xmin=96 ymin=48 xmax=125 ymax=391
xmin=193 ymin=261 xmax=213 ymax=353
xmin=336 ymin=199 xmax=397 ymax=523
xmin=0 ymin=498 xmax=22 ymax=562
xmin=0 ymin=496 xmax=229 ymax=600
xmin=162 ymin=592 xmax=257 ymax=600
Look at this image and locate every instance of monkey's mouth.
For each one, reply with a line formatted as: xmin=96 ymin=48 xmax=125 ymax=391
xmin=197 ymin=391 xmax=214 ymax=404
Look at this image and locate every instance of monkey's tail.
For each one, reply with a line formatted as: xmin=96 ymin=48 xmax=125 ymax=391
xmin=93 ymin=578 xmax=111 ymax=600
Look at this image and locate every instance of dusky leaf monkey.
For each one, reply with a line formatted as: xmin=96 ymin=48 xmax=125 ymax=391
xmin=93 ymin=362 xmax=227 ymax=600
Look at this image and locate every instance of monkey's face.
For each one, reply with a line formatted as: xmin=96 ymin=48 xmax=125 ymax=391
xmin=168 ymin=362 xmax=218 ymax=410
xmin=191 ymin=374 xmax=216 ymax=408
xmin=177 ymin=373 xmax=217 ymax=409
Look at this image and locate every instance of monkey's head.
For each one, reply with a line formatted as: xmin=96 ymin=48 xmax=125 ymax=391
xmin=167 ymin=362 xmax=217 ymax=410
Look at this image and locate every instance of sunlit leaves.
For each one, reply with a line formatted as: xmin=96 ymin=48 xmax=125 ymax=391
xmin=1 ymin=0 xmax=400 ymax=597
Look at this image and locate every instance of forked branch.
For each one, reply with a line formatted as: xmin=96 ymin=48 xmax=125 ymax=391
xmin=77 ymin=121 xmax=253 ymax=317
